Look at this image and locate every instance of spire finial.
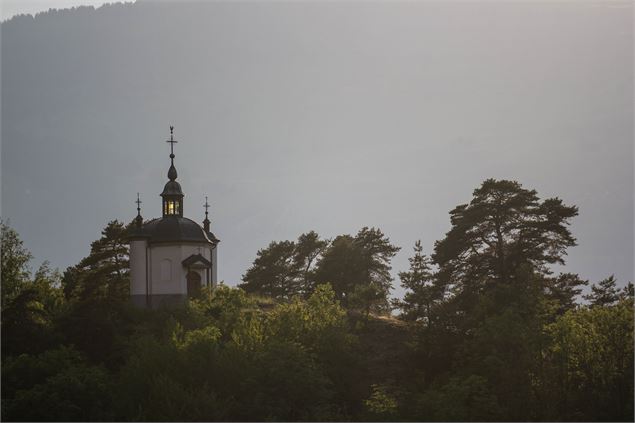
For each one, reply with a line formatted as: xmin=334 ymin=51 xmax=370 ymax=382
xmin=136 ymin=192 xmax=142 ymax=215
xmin=166 ymin=126 xmax=178 ymax=181
xmin=203 ymin=196 xmax=211 ymax=232
xmin=167 ymin=126 xmax=177 ymax=158
xmin=134 ymin=193 xmax=143 ymax=228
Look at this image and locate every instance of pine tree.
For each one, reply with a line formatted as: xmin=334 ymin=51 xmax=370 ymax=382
xmin=62 ymin=220 xmax=130 ymax=303
xmin=395 ymin=240 xmax=438 ymax=323
xmin=584 ymin=275 xmax=620 ymax=306
xmin=314 ymin=227 xmax=400 ymax=309
xmin=239 ymin=231 xmax=329 ymax=299
xmin=239 ymin=240 xmax=298 ymax=298
xmin=433 ymin=179 xmax=578 ymax=293
xmin=545 ymin=272 xmax=587 ymax=315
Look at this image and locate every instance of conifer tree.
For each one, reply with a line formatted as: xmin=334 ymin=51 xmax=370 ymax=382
xmin=314 ymin=227 xmax=400 ymax=309
xmin=395 ymin=240 xmax=438 ymax=323
xmin=239 ymin=240 xmax=298 ymax=298
xmin=62 ymin=220 xmax=130 ymax=303
xmin=239 ymin=231 xmax=328 ymax=299
xmin=584 ymin=275 xmax=621 ymax=306
xmin=433 ymin=179 xmax=578 ymax=293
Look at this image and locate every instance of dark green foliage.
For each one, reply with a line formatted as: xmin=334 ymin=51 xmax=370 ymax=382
xmin=545 ymin=272 xmax=587 ymax=315
xmin=239 ymin=239 xmax=297 ymax=298
xmin=62 ymin=220 xmax=130 ymax=303
xmin=2 ymin=347 xmax=114 ymax=421
xmin=241 ymin=227 xmax=400 ymax=311
xmin=400 ymin=179 xmax=632 ymax=422
xmin=364 ymin=384 xmax=399 ymax=421
xmin=1 ymin=221 xmax=33 ymax=309
xmin=543 ymin=298 xmax=634 ymax=421
xmin=621 ymin=281 xmax=635 ymax=299
xmin=417 ymin=375 xmax=502 ymax=421
xmin=1 ymin=222 xmax=64 ymax=356
xmin=112 ymin=284 xmax=355 ymax=421
xmin=584 ymin=275 xmax=621 ymax=306
xmin=239 ymin=231 xmax=328 ymax=299
xmin=433 ymin=179 xmax=578 ymax=290
xmin=314 ymin=227 xmax=400 ymax=310
xmin=394 ymin=240 xmax=438 ymax=323
xmin=348 ymin=282 xmax=386 ymax=320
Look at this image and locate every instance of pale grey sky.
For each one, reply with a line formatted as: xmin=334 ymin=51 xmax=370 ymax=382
xmin=2 ymin=1 xmax=633 ymax=298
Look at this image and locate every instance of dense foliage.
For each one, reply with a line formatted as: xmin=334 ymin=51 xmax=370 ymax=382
xmin=240 ymin=227 xmax=400 ymax=313
xmin=1 ymin=179 xmax=633 ymax=422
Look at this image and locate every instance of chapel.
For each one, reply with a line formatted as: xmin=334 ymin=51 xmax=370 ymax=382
xmin=129 ymin=127 xmax=219 ymax=307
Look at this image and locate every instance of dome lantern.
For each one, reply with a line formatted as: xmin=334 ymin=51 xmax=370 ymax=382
xmin=161 ymin=126 xmax=184 ymax=217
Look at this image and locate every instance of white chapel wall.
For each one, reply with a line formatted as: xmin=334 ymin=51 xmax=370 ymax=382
xmin=129 ymin=240 xmax=147 ymax=295
xmin=149 ymin=244 xmax=185 ymax=295
xmin=148 ymin=242 xmax=213 ymax=295
xmin=212 ymin=246 xmax=218 ymax=286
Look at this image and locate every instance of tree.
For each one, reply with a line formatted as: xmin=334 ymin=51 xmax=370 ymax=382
xmin=1 ymin=224 xmax=64 ymax=356
xmin=1 ymin=221 xmax=33 ymax=309
xmin=239 ymin=231 xmax=328 ymax=299
xmin=2 ymin=346 xmax=115 ymax=421
xmin=62 ymin=220 xmax=130 ymax=303
xmin=348 ymin=282 xmax=386 ymax=320
xmin=239 ymin=240 xmax=297 ymax=298
xmin=313 ymin=235 xmax=358 ymax=301
xmin=394 ymin=240 xmax=438 ymax=323
xmin=51 ymin=221 xmax=132 ymax=364
xmin=293 ymin=231 xmax=329 ymax=295
xmin=416 ymin=180 xmax=579 ymax=420
xmin=314 ymin=227 xmax=400 ymax=309
xmin=545 ymin=272 xmax=587 ymax=315
xmin=584 ymin=275 xmax=620 ymax=306
xmin=544 ymin=298 xmax=634 ymax=421
xmin=433 ymin=179 xmax=578 ymax=292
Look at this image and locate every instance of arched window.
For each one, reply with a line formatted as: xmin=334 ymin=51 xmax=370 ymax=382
xmin=160 ymin=259 xmax=172 ymax=281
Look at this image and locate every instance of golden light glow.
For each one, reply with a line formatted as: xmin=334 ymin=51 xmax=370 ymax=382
xmin=164 ymin=200 xmax=181 ymax=215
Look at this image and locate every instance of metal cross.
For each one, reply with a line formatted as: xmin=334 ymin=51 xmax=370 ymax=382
xmin=204 ymin=196 xmax=210 ymax=217
xmin=135 ymin=193 xmax=142 ymax=212
xmin=166 ymin=125 xmax=178 ymax=156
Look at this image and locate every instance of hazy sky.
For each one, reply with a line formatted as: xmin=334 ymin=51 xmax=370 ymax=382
xmin=1 ymin=1 xmax=633 ymax=298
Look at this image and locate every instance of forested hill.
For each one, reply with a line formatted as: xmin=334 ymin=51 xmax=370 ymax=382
xmin=2 ymin=178 xmax=633 ymax=421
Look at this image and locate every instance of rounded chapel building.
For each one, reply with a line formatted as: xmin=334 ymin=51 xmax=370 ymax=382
xmin=129 ymin=127 xmax=219 ymax=308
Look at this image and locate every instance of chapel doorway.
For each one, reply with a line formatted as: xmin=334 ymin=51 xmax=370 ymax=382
xmin=186 ymin=271 xmax=201 ymax=298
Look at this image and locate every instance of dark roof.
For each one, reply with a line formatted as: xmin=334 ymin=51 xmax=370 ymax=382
xmin=182 ymin=254 xmax=212 ymax=267
xmin=161 ymin=180 xmax=183 ymax=197
xmin=130 ymin=216 xmax=217 ymax=245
